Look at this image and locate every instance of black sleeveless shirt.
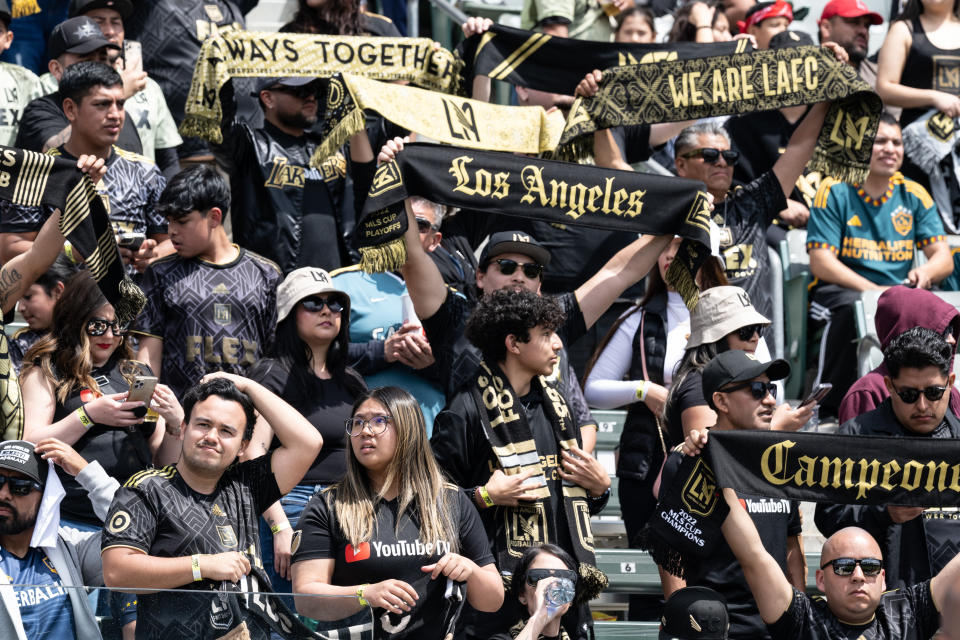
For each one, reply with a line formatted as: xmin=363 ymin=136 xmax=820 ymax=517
xmin=899 ymin=16 xmax=960 ymax=127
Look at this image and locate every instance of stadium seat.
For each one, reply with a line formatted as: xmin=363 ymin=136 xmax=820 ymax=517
xmin=768 ymin=245 xmax=785 ymax=361
xmin=779 ymin=230 xmax=810 ymax=399
xmin=593 ymin=620 xmax=661 ymax=639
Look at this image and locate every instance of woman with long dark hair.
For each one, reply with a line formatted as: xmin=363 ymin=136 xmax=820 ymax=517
xmin=244 ymin=267 xmax=367 ymax=597
xmin=494 ymin=544 xmax=581 ymax=640
xmin=20 ymin=271 xmax=182 ymax=530
xmin=291 ymin=386 xmax=503 ymax=638
xmin=282 ymin=0 xmax=401 ymax=36
xmin=877 ymin=0 xmax=960 ymax=126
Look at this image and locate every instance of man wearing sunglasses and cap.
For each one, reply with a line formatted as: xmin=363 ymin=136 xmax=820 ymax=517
xmin=816 ymin=327 xmax=960 ymax=593
xmin=674 ymin=350 xmax=805 ymax=638
xmin=0 ymin=438 xmax=123 ymax=640
xmin=217 ymin=75 xmax=376 ymax=275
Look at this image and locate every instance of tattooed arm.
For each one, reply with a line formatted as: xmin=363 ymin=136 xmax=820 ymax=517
xmin=42 ymin=125 xmax=72 ymax=153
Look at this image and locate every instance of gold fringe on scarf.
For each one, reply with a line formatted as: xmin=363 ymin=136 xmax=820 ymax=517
xmin=181 ymin=30 xmax=463 ymax=144
xmin=11 ymin=0 xmax=40 ymax=18
xmin=313 ymin=73 xmax=566 ymax=167
xmin=359 ymin=236 xmax=407 ymax=274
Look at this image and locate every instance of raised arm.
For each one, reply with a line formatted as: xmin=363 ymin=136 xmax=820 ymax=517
xmin=771 ymin=101 xmax=830 ymax=199
xmin=931 ymin=546 xmax=960 ymax=611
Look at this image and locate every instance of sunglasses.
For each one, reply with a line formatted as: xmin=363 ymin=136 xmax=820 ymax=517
xmin=735 ymin=324 xmax=764 ymax=341
xmin=525 ymin=568 xmax=578 ymax=587
xmin=719 ymin=380 xmax=778 ymax=400
xmin=415 ymin=217 xmax=438 ymax=233
xmin=0 ymin=474 xmax=43 ymax=496
xmin=300 ymin=296 xmax=344 ymax=314
xmin=493 ymin=258 xmax=543 ymax=280
xmin=345 ymin=415 xmax=392 ymax=437
xmin=891 ymin=383 xmax=947 ymax=404
xmin=821 ymin=557 xmax=883 ymax=577
xmin=86 ymin=318 xmax=128 ymax=337
xmin=679 ymin=147 xmax=740 ymax=166
xmin=267 ymin=83 xmax=318 ymax=99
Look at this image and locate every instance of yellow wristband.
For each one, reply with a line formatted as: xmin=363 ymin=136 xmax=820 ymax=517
xmin=479 ymin=485 xmax=494 ymax=507
xmin=357 ymin=583 xmax=370 ymax=606
xmin=76 ymin=405 xmax=93 ymax=429
xmin=270 ymin=521 xmax=291 ymax=534
xmin=635 ymin=381 xmax=648 ymax=402
xmin=191 ymin=554 xmax=202 ymax=582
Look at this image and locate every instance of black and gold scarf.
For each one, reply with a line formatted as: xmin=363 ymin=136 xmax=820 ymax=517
xmin=356 ymin=143 xmax=713 ymax=305
xmin=0 ymin=147 xmax=147 ymax=439
xmin=473 ymin=361 xmax=607 ymax=600
xmin=560 ymin=45 xmax=882 ymax=183
xmin=457 ymin=23 xmax=751 ymax=96
xmin=314 ymin=73 xmax=565 ymax=167
xmin=181 ymin=30 xmax=463 ymax=143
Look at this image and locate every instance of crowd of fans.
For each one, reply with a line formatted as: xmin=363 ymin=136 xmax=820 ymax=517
xmin=0 ymin=0 xmax=959 ymax=638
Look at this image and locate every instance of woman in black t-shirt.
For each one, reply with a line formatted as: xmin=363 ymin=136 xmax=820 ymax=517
xmin=245 ymin=267 xmax=367 ymax=598
xmin=20 ymin=272 xmax=182 ymax=528
xmin=291 ymin=386 xmax=503 ymax=639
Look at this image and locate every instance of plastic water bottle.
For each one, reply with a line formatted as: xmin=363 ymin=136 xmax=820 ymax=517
xmin=544 ymin=577 xmax=575 ymax=609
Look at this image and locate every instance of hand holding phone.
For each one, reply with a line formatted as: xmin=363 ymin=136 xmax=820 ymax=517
xmin=800 ymin=383 xmax=832 ymax=408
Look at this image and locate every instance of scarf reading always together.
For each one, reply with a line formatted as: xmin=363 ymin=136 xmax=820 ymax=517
xmin=357 ymin=143 xmax=713 ymax=305
xmin=0 ymin=147 xmax=146 ymax=439
xmin=903 ymin=110 xmax=960 ymax=233
xmin=648 ymin=430 xmax=960 ymax=576
xmin=457 ymin=23 xmax=751 ymax=96
xmin=473 ymin=361 xmax=608 ymax=599
xmin=561 ymin=45 xmax=883 ymax=182
xmin=314 ymin=73 xmax=566 ymax=167
xmin=180 ymin=31 xmax=462 ymax=143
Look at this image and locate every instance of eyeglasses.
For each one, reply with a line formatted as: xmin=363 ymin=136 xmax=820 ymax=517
xmin=719 ymin=380 xmax=778 ymax=401
xmin=493 ymin=258 xmax=543 ymax=280
xmin=891 ymin=383 xmax=948 ymax=404
xmin=735 ymin=324 xmax=764 ymax=341
xmin=526 ymin=568 xmax=578 ymax=587
xmin=0 ymin=474 xmax=43 ymax=496
xmin=345 ymin=415 xmax=392 ymax=437
xmin=300 ymin=296 xmax=344 ymax=314
xmin=86 ymin=318 xmax=128 ymax=337
xmin=415 ymin=217 xmax=438 ymax=233
xmin=821 ymin=557 xmax=883 ymax=577
xmin=267 ymin=83 xmax=318 ymax=99
xmin=679 ymin=147 xmax=740 ymax=166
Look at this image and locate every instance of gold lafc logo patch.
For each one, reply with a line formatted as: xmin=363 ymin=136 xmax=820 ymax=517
xmin=680 ymin=458 xmax=719 ymax=517
xmin=685 ymin=191 xmax=712 ymax=233
xmin=828 ymin=110 xmax=870 ymax=151
xmin=214 ymin=303 xmax=231 ymax=326
xmin=217 ymin=525 xmax=239 ymax=548
xmin=369 ymin=162 xmax=403 ymax=197
xmin=442 ymin=99 xmax=480 ymax=143
xmin=927 ymin=111 xmax=956 ymax=143
xmin=891 ymin=206 xmax=913 ymax=237
xmin=506 ymin=503 xmax=548 ymax=558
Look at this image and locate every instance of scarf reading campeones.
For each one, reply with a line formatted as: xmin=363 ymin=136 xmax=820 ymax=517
xmin=180 ymin=30 xmax=462 ymax=144
xmin=0 ymin=147 xmax=146 ymax=439
xmin=647 ymin=430 xmax=960 ymax=577
xmin=473 ymin=362 xmax=608 ymax=600
xmin=357 ymin=143 xmax=713 ymax=306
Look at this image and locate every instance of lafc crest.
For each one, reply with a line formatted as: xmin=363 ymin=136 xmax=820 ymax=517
xmin=828 ymin=109 xmax=871 ymax=151
xmin=891 ymin=206 xmax=913 ymax=237
xmin=369 ymin=161 xmax=403 ymax=197
xmin=927 ymin=111 xmax=956 ymax=143
xmin=681 ymin=458 xmax=719 ymax=517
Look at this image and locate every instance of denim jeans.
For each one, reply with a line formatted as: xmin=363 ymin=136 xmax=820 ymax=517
xmin=259 ymin=482 xmax=324 ymax=608
xmin=61 ymin=518 xmax=137 ymax=625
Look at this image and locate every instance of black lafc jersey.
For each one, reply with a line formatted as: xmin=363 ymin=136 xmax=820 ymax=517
xmin=133 ymin=248 xmax=282 ymax=398
xmin=0 ymin=145 xmax=166 ymax=237
xmin=101 ymin=457 xmax=281 ymax=640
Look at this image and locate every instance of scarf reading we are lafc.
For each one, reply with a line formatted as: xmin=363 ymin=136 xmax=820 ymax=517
xmin=457 ymin=23 xmax=751 ymax=96
xmin=646 ymin=430 xmax=960 ymax=577
xmin=561 ymin=45 xmax=883 ymax=183
xmin=181 ymin=30 xmax=463 ymax=144
xmin=357 ymin=143 xmax=714 ymax=306
xmin=473 ymin=361 xmax=608 ymax=600
xmin=0 ymin=147 xmax=146 ymax=439
xmin=313 ymin=73 xmax=566 ymax=167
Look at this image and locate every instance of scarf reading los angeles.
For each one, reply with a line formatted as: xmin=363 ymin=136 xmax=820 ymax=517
xmin=647 ymin=431 xmax=960 ymax=577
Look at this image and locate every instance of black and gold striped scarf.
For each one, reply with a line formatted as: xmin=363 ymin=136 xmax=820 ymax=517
xmin=473 ymin=361 xmax=607 ymax=600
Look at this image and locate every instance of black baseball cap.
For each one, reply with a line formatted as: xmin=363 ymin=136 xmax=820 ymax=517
xmin=702 ymin=351 xmax=790 ymax=410
xmin=68 ymin=0 xmax=133 ymax=19
xmin=478 ymin=231 xmax=551 ymax=268
xmin=253 ymin=76 xmax=320 ymax=95
xmin=0 ymin=1 xmax=10 ymax=28
xmin=769 ymin=29 xmax=815 ymax=49
xmin=48 ymin=16 xmax=120 ymax=59
xmin=0 ymin=440 xmax=45 ymax=485
xmin=660 ymin=586 xmax=729 ymax=640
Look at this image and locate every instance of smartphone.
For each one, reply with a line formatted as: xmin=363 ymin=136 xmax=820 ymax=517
xmin=123 ymin=40 xmax=142 ymax=72
xmin=117 ymin=232 xmax=146 ymax=251
xmin=127 ymin=375 xmax=158 ymax=419
xmin=801 ymin=383 xmax=833 ymax=408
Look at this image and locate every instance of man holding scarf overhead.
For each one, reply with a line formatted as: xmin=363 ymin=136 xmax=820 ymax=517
xmin=431 ymin=289 xmax=610 ymax=640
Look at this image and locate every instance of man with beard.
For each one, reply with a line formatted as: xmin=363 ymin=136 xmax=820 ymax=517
xmin=219 ymin=77 xmax=376 ymax=273
xmin=817 ymin=0 xmax=885 ymax=92
xmin=0 ymin=438 xmax=122 ymax=639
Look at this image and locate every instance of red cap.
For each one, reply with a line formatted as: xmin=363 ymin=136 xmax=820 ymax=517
xmin=820 ymin=0 xmax=883 ymax=25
